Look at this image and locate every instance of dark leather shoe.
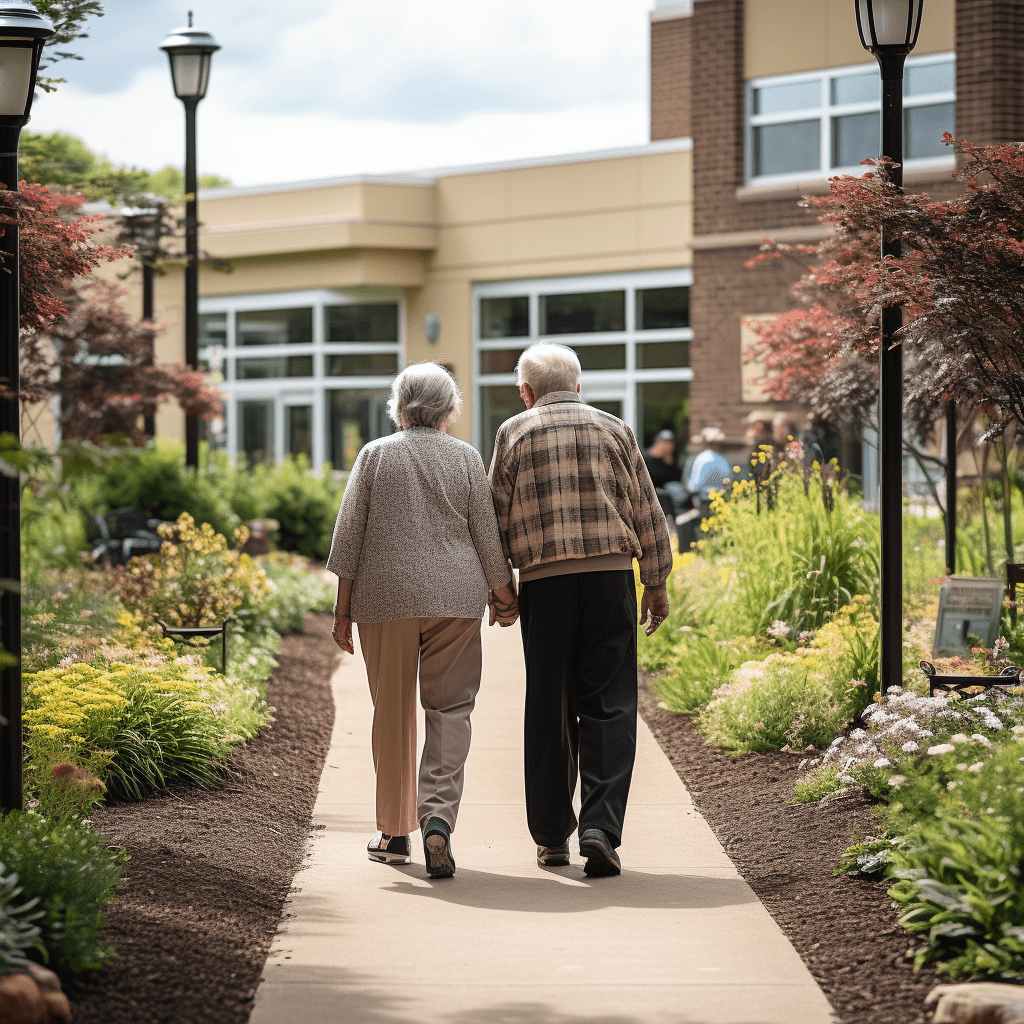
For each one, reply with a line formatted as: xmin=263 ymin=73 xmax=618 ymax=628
xmin=537 ymin=841 xmax=570 ymax=867
xmin=579 ymin=828 xmax=621 ymax=877
xmin=423 ymin=817 xmax=455 ymax=878
xmin=367 ymin=832 xmax=411 ymax=864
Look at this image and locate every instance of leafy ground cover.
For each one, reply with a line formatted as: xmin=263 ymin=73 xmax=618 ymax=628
xmin=3 ymin=509 xmax=333 ymax=989
xmin=644 ymin=451 xmax=1024 ymax=992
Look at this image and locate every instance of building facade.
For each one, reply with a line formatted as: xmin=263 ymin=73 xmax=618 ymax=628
xmin=141 ymin=0 xmax=1023 ymax=475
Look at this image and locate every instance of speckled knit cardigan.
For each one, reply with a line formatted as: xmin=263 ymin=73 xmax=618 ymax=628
xmin=326 ymin=428 xmax=512 ymax=623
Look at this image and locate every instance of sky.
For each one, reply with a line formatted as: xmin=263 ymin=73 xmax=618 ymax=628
xmin=28 ymin=0 xmax=655 ymax=188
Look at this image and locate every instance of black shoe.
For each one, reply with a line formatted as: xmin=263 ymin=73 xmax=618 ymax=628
xmin=537 ymin=841 xmax=570 ymax=867
xmin=422 ymin=817 xmax=455 ymax=878
xmin=367 ymin=832 xmax=411 ymax=865
xmin=579 ymin=828 xmax=621 ymax=877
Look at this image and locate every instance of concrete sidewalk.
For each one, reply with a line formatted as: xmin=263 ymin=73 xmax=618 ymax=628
xmin=250 ymin=621 xmax=836 ymax=1024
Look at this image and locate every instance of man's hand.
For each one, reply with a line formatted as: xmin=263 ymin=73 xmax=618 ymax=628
xmin=488 ymin=582 xmax=519 ymax=627
xmin=640 ymin=584 xmax=670 ymax=636
xmin=332 ymin=610 xmax=354 ymax=654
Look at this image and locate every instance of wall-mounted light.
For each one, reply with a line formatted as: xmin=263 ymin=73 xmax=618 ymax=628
xmin=425 ymin=313 xmax=441 ymax=344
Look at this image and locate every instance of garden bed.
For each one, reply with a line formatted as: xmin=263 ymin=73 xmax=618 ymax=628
xmin=67 ymin=613 xmax=337 ymax=1024
xmin=638 ymin=677 xmax=942 ymax=1024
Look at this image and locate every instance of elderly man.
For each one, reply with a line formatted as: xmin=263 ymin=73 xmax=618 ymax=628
xmin=489 ymin=342 xmax=673 ymax=877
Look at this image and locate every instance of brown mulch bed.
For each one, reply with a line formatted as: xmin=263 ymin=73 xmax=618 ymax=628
xmin=68 ymin=613 xmax=338 ymax=1024
xmin=638 ymin=677 xmax=942 ymax=1024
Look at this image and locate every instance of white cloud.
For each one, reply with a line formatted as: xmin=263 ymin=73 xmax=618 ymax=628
xmin=28 ymin=0 xmax=653 ymax=186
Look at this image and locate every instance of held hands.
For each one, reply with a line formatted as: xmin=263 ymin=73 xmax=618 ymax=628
xmin=640 ymin=584 xmax=670 ymax=636
xmin=488 ymin=581 xmax=519 ymax=627
xmin=332 ymin=608 xmax=354 ymax=654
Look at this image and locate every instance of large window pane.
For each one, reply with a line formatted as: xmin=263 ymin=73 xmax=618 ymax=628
xmin=239 ymin=400 xmax=274 ymax=466
xmin=480 ymin=348 xmax=525 ymax=375
xmin=906 ymin=60 xmax=954 ymax=97
xmin=237 ymin=308 xmax=312 ymax=346
xmin=637 ymin=286 xmax=689 ymax=330
xmin=286 ymin=405 xmax=313 ymax=460
xmin=832 ymin=111 xmax=880 ymax=167
xmin=588 ymin=400 xmax=623 ymax=419
xmin=199 ymin=313 xmax=227 ymax=348
xmin=830 ymin=70 xmax=879 ymax=106
xmin=752 ymin=120 xmax=820 ymax=176
xmin=480 ymin=385 xmax=524 ymax=468
xmin=637 ymin=381 xmax=689 ymax=449
xmin=572 ymin=344 xmax=626 ymax=371
xmin=905 ymin=103 xmax=954 ymax=159
xmin=480 ymin=296 xmax=529 ymax=339
xmin=325 ymin=353 xmax=399 ymax=377
xmin=235 ymin=356 xmax=313 ymax=380
xmin=541 ymin=290 xmax=625 ymax=335
xmin=326 ymin=389 xmax=392 ymax=471
xmin=637 ymin=341 xmax=689 ymax=370
xmin=326 ymin=303 xmax=399 ymax=342
xmin=752 ymin=79 xmax=819 ymax=115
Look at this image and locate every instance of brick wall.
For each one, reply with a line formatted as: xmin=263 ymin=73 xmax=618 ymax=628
xmin=955 ymin=0 xmax=1024 ymax=146
xmin=651 ymin=15 xmax=693 ymax=141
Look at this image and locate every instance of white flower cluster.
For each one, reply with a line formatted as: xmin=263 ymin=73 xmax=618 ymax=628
xmin=813 ymin=685 xmax=1024 ymax=770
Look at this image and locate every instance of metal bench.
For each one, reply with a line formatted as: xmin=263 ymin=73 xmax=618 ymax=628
xmin=920 ymin=660 xmax=1022 ymax=697
xmin=90 ymin=507 xmax=164 ymax=566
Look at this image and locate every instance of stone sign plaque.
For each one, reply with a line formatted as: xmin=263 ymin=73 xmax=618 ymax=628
xmin=933 ymin=576 xmax=1004 ymax=657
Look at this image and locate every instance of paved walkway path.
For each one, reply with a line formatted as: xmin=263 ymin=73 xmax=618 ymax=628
xmin=250 ymin=620 xmax=836 ymax=1024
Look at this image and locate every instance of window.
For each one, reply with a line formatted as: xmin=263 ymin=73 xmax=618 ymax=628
xmin=540 ymin=290 xmax=625 ymax=335
xmin=235 ymin=356 xmax=313 ymax=380
xmin=746 ymin=54 xmax=955 ymax=184
xmin=474 ymin=270 xmax=693 ymax=461
xmin=326 ymin=303 xmax=399 ymax=342
xmin=237 ymin=307 xmax=313 ymax=346
xmin=480 ymin=296 xmax=529 ymax=339
xmin=199 ymin=289 xmax=403 ymax=469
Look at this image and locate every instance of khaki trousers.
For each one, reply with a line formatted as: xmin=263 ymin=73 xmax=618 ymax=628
xmin=357 ymin=617 xmax=482 ymax=837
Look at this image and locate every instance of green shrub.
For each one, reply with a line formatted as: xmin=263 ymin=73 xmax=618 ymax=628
xmin=259 ymin=555 xmax=335 ymax=634
xmin=700 ymin=461 xmax=879 ymax=636
xmin=651 ymin=633 xmax=751 ymax=715
xmin=0 ymin=813 xmax=126 ymax=976
xmin=792 ymin=763 xmax=846 ymax=803
xmin=699 ymin=654 xmax=847 ymax=753
xmin=0 ymin=866 xmax=44 ymax=972
xmin=254 ymin=457 xmax=345 ymax=560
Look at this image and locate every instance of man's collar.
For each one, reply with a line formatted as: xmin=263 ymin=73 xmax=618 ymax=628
xmin=534 ymin=391 xmax=581 ymax=408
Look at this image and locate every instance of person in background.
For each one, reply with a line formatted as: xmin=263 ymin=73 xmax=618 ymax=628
xmin=643 ymin=429 xmax=682 ymax=490
xmin=644 ymin=428 xmax=693 ymax=550
xmin=687 ymin=425 xmax=733 ymax=520
xmin=327 ymin=362 xmax=519 ymax=880
xmin=744 ymin=411 xmax=774 ymax=482
xmin=490 ymin=342 xmax=673 ymax=878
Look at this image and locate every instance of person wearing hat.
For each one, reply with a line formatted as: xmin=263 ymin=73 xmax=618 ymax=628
xmin=687 ymin=426 xmax=733 ymax=522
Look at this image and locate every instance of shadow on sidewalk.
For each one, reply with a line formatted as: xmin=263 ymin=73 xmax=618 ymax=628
xmin=380 ymin=865 xmax=755 ymax=912
xmin=254 ymin=964 xmax=731 ymax=1024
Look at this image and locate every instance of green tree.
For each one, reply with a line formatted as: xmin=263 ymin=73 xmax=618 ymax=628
xmin=34 ymin=0 xmax=105 ymax=93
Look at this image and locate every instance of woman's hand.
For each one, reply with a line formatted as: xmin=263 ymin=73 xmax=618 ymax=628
xmin=488 ymin=582 xmax=519 ymax=627
xmin=333 ymin=578 xmax=355 ymax=653
xmin=332 ymin=611 xmax=354 ymax=653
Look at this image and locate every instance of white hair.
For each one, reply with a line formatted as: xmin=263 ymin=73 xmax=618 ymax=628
xmin=515 ymin=343 xmax=581 ymax=398
xmin=387 ymin=362 xmax=462 ymax=430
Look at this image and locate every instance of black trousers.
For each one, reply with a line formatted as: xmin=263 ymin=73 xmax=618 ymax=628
xmin=518 ymin=569 xmax=638 ymax=850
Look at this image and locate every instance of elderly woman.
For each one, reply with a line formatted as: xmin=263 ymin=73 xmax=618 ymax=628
xmin=327 ymin=362 xmax=517 ymax=879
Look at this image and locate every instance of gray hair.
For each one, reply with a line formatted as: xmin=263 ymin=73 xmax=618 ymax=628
xmin=387 ymin=362 xmax=462 ymax=430
xmin=515 ymin=343 xmax=581 ymax=399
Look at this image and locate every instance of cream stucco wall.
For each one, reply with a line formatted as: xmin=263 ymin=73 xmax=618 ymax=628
xmin=745 ymin=0 xmax=955 ymax=80
xmin=147 ymin=142 xmax=693 ymax=449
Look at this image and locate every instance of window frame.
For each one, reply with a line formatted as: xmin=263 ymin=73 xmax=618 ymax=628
xmin=745 ymin=52 xmax=956 ymax=187
xmin=199 ymin=287 xmax=404 ymax=468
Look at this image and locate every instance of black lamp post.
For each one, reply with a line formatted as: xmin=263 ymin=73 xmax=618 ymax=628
xmin=160 ymin=12 xmax=219 ymax=470
xmin=855 ymin=0 xmax=924 ymax=695
xmin=0 ymin=0 xmax=53 ymax=813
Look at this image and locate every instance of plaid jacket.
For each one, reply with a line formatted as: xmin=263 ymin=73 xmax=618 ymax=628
xmin=488 ymin=392 xmax=673 ymax=587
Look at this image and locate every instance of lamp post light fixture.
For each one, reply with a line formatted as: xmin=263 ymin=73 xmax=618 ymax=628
xmin=160 ymin=12 xmax=220 ymax=469
xmin=0 ymin=0 xmax=53 ymax=813
xmin=855 ymin=0 xmax=924 ymax=695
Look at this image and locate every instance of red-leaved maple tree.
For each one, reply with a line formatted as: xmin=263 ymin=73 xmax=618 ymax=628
xmin=746 ymin=136 xmax=1024 ymax=438
xmin=2 ymin=181 xmax=223 ymax=443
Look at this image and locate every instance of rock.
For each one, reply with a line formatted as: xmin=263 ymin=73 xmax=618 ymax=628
xmin=242 ymin=518 xmax=279 ymax=556
xmin=23 ymin=963 xmax=60 ymax=994
xmin=0 ymin=972 xmax=47 ymax=1024
xmin=927 ymin=983 xmax=1024 ymax=1023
